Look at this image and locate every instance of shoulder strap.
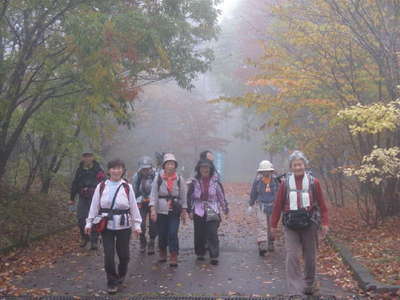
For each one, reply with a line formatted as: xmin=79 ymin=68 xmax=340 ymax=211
xmin=157 ymin=174 xmax=163 ymax=190
xmin=217 ymin=180 xmax=225 ymax=196
xmin=157 ymin=174 xmax=181 ymax=189
xmin=122 ymin=182 xmax=130 ymax=200
xmin=135 ymin=172 xmax=141 ymax=192
xmin=99 ymin=181 xmax=126 ymax=209
xmin=110 ymin=184 xmax=124 ymax=210
xmin=187 ymin=179 xmax=195 ymax=197
xmin=308 ymin=174 xmax=318 ymax=209
xmin=158 ymin=174 xmax=182 ymax=197
xmin=99 ymin=181 xmax=106 ymax=198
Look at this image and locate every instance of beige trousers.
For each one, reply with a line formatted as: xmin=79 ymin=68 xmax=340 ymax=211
xmin=255 ymin=206 xmax=272 ymax=243
xmin=284 ymin=223 xmax=318 ymax=294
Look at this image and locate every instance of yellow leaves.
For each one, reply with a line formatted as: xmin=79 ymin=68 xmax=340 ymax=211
xmin=337 ymin=100 xmax=400 ymax=135
xmin=343 ymin=147 xmax=400 ymax=185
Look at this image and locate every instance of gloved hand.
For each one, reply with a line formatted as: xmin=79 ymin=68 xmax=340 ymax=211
xmin=246 ymin=206 xmax=253 ymax=215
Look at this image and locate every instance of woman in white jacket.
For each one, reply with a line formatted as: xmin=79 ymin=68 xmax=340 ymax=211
xmin=85 ymin=159 xmax=142 ymax=294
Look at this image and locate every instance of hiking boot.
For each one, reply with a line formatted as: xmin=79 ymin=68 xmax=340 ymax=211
xmin=140 ymin=237 xmax=147 ymax=253
xmin=258 ymin=241 xmax=267 ymax=256
xmin=107 ymin=285 xmax=118 ymax=294
xmin=80 ymin=237 xmax=89 ymax=248
xmin=169 ymin=252 xmax=178 ymax=267
xmin=303 ymin=284 xmax=318 ymax=295
xmin=147 ymin=239 xmax=155 ymax=255
xmin=210 ymin=259 xmax=219 ymax=265
xmin=267 ymin=242 xmax=275 ymax=252
xmin=90 ymin=239 xmax=98 ymax=250
xmin=159 ymin=248 xmax=167 ymax=263
xmin=117 ymin=276 xmax=125 ymax=286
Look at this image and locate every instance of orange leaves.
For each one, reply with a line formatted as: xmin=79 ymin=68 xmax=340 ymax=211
xmin=0 ymin=229 xmax=81 ymax=296
xmin=329 ymin=205 xmax=400 ymax=288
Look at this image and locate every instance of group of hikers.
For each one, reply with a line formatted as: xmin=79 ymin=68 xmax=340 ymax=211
xmin=70 ymin=150 xmax=329 ymax=296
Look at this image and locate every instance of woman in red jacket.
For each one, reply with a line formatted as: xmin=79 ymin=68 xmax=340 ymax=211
xmin=271 ymin=151 xmax=329 ymax=296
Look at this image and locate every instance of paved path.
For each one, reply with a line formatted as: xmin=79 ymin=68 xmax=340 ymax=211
xmin=14 ymin=196 xmax=354 ymax=297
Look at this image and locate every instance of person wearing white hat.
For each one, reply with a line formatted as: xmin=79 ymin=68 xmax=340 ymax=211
xmin=248 ymin=160 xmax=279 ymax=255
xmin=149 ymin=153 xmax=187 ymax=267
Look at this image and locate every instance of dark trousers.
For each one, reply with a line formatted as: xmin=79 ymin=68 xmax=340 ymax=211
xmin=193 ymin=214 xmax=220 ymax=259
xmin=157 ymin=213 xmax=180 ymax=253
xmin=139 ymin=202 xmax=157 ymax=244
xmin=77 ymin=195 xmax=98 ymax=244
xmin=78 ymin=217 xmax=98 ymax=244
xmin=101 ymin=228 xmax=131 ymax=287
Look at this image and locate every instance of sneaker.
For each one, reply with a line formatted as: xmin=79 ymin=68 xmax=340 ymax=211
xmin=210 ymin=259 xmax=219 ymax=265
xmin=107 ymin=285 xmax=118 ymax=294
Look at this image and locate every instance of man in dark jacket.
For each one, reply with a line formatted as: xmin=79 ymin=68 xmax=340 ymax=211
xmin=70 ymin=152 xmax=105 ymax=249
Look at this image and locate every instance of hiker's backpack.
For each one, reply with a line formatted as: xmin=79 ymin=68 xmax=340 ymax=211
xmin=99 ymin=180 xmax=130 ymax=200
xmin=134 ymin=171 xmax=156 ymax=197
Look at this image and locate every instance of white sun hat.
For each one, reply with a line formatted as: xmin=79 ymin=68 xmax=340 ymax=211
xmin=257 ymin=160 xmax=275 ymax=172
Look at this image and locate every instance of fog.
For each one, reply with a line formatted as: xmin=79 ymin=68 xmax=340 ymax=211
xmin=106 ymin=0 xmax=286 ymax=183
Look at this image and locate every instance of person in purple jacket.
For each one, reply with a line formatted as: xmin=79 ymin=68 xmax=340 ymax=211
xmin=187 ymin=159 xmax=229 ymax=265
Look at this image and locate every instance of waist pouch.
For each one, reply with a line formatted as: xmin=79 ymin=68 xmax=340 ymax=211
xmin=206 ymin=206 xmax=220 ymax=222
xmin=283 ymin=209 xmax=313 ymax=230
xmin=159 ymin=196 xmax=182 ymax=216
xmin=99 ymin=208 xmax=130 ymax=226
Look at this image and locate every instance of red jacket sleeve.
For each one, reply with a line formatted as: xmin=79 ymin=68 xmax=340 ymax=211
xmin=270 ymin=182 xmax=286 ymax=229
xmin=314 ymin=179 xmax=329 ymax=226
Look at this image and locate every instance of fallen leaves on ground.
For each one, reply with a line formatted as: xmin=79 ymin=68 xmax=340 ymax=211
xmin=329 ymin=205 xmax=400 ymax=287
xmin=0 ymin=228 xmax=81 ymax=296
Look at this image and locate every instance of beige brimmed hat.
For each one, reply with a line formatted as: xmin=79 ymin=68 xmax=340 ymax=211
xmin=257 ymin=160 xmax=274 ymax=172
xmin=162 ymin=153 xmax=178 ymax=168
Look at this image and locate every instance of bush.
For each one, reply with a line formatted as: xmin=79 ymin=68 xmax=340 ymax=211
xmin=0 ymin=184 xmax=74 ymax=250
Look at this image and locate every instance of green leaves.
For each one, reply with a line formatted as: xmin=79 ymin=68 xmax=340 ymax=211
xmin=0 ymin=0 xmax=221 ymax=182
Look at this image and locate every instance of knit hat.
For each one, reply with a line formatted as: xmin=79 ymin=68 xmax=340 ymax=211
xmin=162 ymin=153 xmax=178 ymax=168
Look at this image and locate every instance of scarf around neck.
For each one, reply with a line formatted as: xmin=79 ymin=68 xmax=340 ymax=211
xmin=162 ymin=172 xmax=177 ymax=193
xmin=288 ymin=174 xmax=310 ymax=210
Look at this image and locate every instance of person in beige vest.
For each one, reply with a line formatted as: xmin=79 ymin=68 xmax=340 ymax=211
xmin=150 ymin=153 xmax=187 ymax=267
